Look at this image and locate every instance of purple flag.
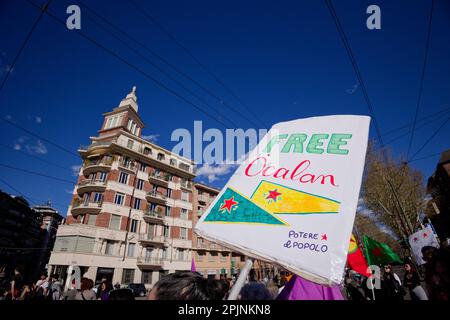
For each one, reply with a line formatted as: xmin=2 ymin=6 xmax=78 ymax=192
xmin=191 ymin=258 xmax=196 ymax=272
xmin=276 ymin=275 xmax=344 ymax=300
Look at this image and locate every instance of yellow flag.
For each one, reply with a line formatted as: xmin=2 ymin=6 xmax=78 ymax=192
xmin=250 ymin=180 xmax=340 ymax=215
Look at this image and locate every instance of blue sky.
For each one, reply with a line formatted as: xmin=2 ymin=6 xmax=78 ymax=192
xmin=0 ymin=0 xmax=449 ymax=215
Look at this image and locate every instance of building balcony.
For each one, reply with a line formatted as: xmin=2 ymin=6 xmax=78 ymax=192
xmin=143 ymin=210 xmax=165 ymax=224
xmin=118 ymin=161 xmax=136 ymax=173
xmin=195 ymin=242 xmax=209 ymax=250
xmin=198 ymin=194 xmax=209 ymax=204
xmin=71 ymin=200 xmax=102 ymax=216
xmin=76 ymin=179 xmax=107 ymax=195
xmin=138 ymin=234 xmax=167 ymax=246
xmin=82 ymin=158 xmax=113 ymax=176
xmin=146 ymin=191 xmax=168 ymax=204
xmin=136 ymin=257 xmax=163 ymax=268
xmin=180 ymin=181 xmax=192 ymax=191
xmin=148 ymin=173 xmax=170 ymax=186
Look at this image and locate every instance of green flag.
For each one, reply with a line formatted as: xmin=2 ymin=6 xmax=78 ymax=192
xmin=362 ymin=235 xmax=403 ymax=266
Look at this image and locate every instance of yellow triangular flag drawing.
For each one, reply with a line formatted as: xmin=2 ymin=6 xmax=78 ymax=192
xmin=250 ymin=180 xmax=340 ymax=215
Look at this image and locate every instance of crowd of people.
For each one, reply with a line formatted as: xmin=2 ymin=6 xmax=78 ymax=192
xmin=344 ymin=246 xmax=450 ymax=301
xmin=0 ymin=245 xmax=448 ymax=301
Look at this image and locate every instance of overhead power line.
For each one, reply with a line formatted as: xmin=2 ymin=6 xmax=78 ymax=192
xmin=0 ymin=177 xmax=36 ymax=205
xmin=0 ymin=143 xmax=73 ymax=172
xmin=0 ymin=163 xmax=76 ymax=185
xmin=128 ymin=0 xmax=265 ymax=126
xmin=25 ymin=0 xmax=232 ymax=129
xmin=0 ymin=117 xmax=79 ymax=158
xmin=409 ymin=116 xmax=450 ymax=162
xmin=406 ymin=0 xmax=435 ymax=160
xmin=0 ymin=0 xmax=53 ymax=94
xmin=79 ymin=0 xmax=261 ymax=128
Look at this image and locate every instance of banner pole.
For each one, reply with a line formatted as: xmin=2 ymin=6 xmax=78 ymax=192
xmin=371 ymin=280 xmax=375 ymax=301
xmin=228 ymin=258 xmax=253 ymax=300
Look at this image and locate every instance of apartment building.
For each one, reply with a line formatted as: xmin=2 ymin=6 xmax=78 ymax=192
xmin=48 ymin=87 xmax=196 ymax=287
xmin=192 ymin=183 xmax=234 ymax=279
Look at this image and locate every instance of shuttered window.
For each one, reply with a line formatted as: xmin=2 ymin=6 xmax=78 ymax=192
xmin=53 ymin=236 xmax=94 ymax=253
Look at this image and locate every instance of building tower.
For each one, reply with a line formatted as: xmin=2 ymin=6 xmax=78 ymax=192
xmin=48 ymin=87 xmax=196 ymax=288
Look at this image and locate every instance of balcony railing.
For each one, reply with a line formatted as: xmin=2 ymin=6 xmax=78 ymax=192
xmin=138 ymin=234 xmax=167 ymax=244
xmin=72 ymin=200 xmax=103 ymax=209
xmin=143 ymin=210 xmax=165 ymax=223
xmin=198 ymin=194 xmax=209 ymax=203
xmin=149 ymin=173 xmax=170 ymax=185
xmin=146 ymin=191 xmax=168 ymax=202
xmin=118 ymin=161 xmax=136 ymax=171
xmin=136 ymin=257 xmax=163 ymax=266
xmin=78 ymin=179 xmax=107 ymax=187
xmin=79 ymin=141 xmax=114 ymax=151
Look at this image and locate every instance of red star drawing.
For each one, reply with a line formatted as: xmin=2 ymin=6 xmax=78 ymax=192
xmin=321 ymin=234 xmax=328 ymax=241
xmin=372 ymin=247 xmax=383 ymax=257
xmin=266 ymin=189 xmax=281 ymax=202
xmin=413 ymin=237 xmax=418 ymax=242
xmin=219 ymin=196 xmax=238 ymax=213
xmin=423 ymin=233 xmax=428 ymax=238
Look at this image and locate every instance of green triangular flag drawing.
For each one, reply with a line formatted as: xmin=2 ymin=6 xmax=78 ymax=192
xmin=362 ymin=235 xmax=403 ymax=266
xmin=203 ymin=187 xmax=288 ymax=226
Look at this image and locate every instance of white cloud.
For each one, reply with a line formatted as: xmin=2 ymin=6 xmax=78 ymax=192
xmin=25 ymin=140 xmax=48 ymax=155
xmin=71 ymin=165 xmax=82 ymax=176
xmin=35 ymin=116 xmax=42 ymax=124
xmin=65 ymin=189 xmax=74 ymax=195
xmin=13 ymin=144 xmax=21 ymax=151
xmin=196 ymin=163 xmax=236 ymax=183
xmin=142 ymin=134 xmax=160 ymax=142
xmin=346 ymin=83 xmax=359 ymax=94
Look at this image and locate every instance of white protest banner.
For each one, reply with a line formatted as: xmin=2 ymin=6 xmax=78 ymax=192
xmin=194 ymin=115 xmax=370 ymax=285
xmin=409 ymin=225 xmax=440 ymax=265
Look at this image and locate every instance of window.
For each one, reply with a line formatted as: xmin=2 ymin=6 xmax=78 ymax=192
xmin=161 ymin=249 xmax=168 ymax=260
xmin=87 ymin=214 xmax=97 ymax=226
xmin=163 ymin=225 xmax=170 ymax=237
xmin=170 ymin=159 xmax=177 ymax=166
xmin=139 ymin=162 xmax=147 ymax=172
xmin=130 ymin=219 xmax=138 ymax=233
xmin=180 ymin=227 xmax=188 ymax=240
xmin=142 ymin=271 xmax=152 ymax=284
xmin=182 ymin=191 xmax=189 ymax=202
xmin=167 ymin=189 xmax=172 ymax=198
xmin=105 ymin=240 xmax=114 ymax=255
xmin=157 ymin=153 xmax=165 ymax=161
xmin=197 ymin=252 xmax=204 ymax=261
xmin=133 ymin=198 xmax=141 ymax=210
xmin=111 ymin=116 xmax=118 ymax=128
xmin=208 ymin=252 xmax=216 ymax=262
xmin=180 ymin=209 xmax=188 ymax=220
xmin=98 ymin=172 xmax=107 ymax=182
xmin=177 ymin=249 xmax=185 ymax=261
xmin=127 ymin=243 xmax=135 ymax=257
xmin=110 ymin=214 xmax=121 ymax=230
xmin=165 ymin=206 xmax=171 ymax=217
xmin=119 ymin=172 xmax=128 ymax=184
xmin=143 ymin=147 xmax=152 ymax=155
xmin=114 ymin=193 xmax=125 ymax=206
xmin=136 ymin=179 xmax=144 ymax=190
xmin=127 ymin=139 xmax=134 ymax=149
xmin=166 ymin=174 xmax=173 ymax=182
xmin=53 ymin=236 xmax=95 ymax=253
xmin=127 ymin=119 xmax=132 ymax=130
xmin=220 ymin=253 xmax=227 ymax=262
xmin=93 ymin=192 xmax=103 ymax=203
xmin=106 ymin=117 xmax=113 ymax=129
xmin=122 ymin=269 xmax=135 ymax=285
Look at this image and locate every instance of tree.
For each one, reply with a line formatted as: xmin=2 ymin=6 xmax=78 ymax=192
xmin=354 ymin=213 xmax=402 ymax=255
xmin=362 ymin=142 xmax=426 ymax=239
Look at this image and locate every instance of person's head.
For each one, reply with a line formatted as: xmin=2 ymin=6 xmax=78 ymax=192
xmin=383 ymin=265 xmax=392 ymax=274
xmin=40 ymin=274 xmax=46 ymax=280
xmin=422 ymin=246 xmax=438 ymax=263
xmin=404 ymin=263 xmax=415 ymax=273
xmin=148 ymin=271 xmax=226 ymax=300
xmin=80 ymin=278 xmax=94 ymax=291
xmin=248 ymin=269 xmax=257 ymax=282
xmin=14 ymin=267 xmax=22 ymax=275
xmin=108 ymin=288 xmax=135 ymax=300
